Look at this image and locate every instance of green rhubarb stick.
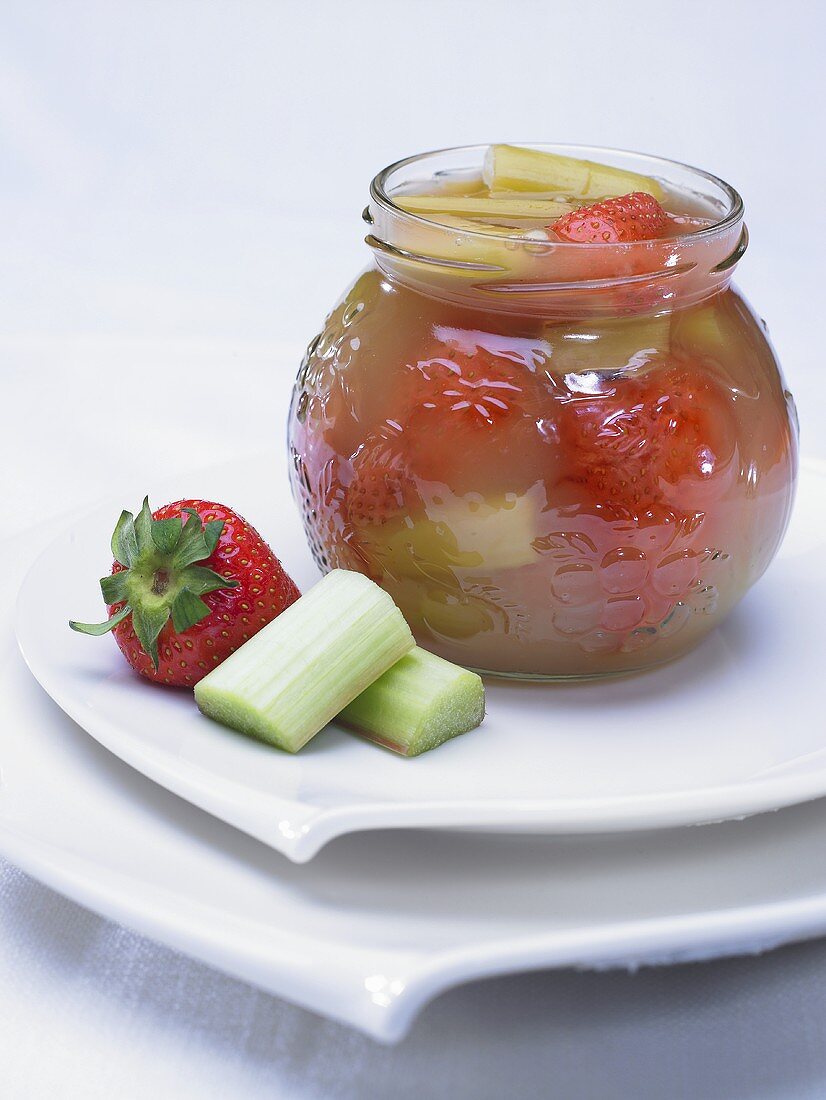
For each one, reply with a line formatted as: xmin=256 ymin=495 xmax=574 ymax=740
xmin=338 ymin=647 xmax=485 ymax=757
xmin=194 ymin=570 xmax=415 ymax=753
xmin=483 ymin=144 xmax=666 ymax=202
xmin=394 ymin=193 xmax=574 ymax=220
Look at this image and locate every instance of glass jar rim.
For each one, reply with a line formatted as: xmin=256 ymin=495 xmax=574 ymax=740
xmin=369 ymin=142 xmax=744 ymax=249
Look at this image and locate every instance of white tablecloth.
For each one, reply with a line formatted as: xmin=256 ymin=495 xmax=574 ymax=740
xmin=5 ymin=855 xmax=826 ymax=1100
xmin=3 ymin=1 xmax=825 ymax=1093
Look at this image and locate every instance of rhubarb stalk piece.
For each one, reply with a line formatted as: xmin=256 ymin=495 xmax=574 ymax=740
xmin=195 ymin=570 xmax=415 ymax=752
xmin=483 ymin=145 xmax=666 ymax=202
xmin=339 ymin=647 xmax=485 ymax=756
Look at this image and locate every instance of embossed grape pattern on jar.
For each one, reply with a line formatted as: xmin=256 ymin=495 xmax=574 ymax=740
xmin=288 ymin=145 xmax=798 ymax=678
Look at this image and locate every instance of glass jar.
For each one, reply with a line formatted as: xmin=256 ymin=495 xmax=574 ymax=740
xmin=288 ymin=145 xmax=798 ymax=679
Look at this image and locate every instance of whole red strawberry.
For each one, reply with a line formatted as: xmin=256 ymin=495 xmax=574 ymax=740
xmin=552 ymin=192 xmax=668 ymax=243
xmin=70 ymin=498 xmax=300 ymax=686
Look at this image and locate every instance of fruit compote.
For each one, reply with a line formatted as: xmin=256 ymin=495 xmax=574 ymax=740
xmin=288 ymin=145 xmax=798 ymax=678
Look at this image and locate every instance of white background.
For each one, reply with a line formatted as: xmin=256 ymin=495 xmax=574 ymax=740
xmin=2 ymin=1 xmax=826 ymax=1097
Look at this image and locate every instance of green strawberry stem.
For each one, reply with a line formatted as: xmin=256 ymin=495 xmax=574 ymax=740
xmin=69 ymin=498 xmax=237 ymax=667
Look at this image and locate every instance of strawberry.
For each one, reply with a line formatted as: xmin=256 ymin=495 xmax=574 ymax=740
xmin=551 ymin=192 xmax=668 ymax=244
xmin=557 ymin=362 xmax=736 ymax=511
xmin=400 ymin=342 xmax=544 ymax=493
xmin=412 ymin=354 xmax=521 ymax=427
xmin=70 ymin=498 xmax=300 ymax=686
xmin=347 ymin=423 xmax=421 ymax=528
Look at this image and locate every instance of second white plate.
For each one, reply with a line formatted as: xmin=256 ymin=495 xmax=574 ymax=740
xmin=15 ymin=451 xmax=826 ymax=861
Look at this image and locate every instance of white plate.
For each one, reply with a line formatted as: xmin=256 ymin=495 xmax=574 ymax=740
xmin=7 ymin=525 xmax=826 ymax=1042
xmin=15 ymin=451 xmax=826 ymax=862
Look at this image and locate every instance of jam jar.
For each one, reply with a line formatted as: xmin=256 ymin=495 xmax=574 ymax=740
xmin=288 ymin=145 xmax=798 ymax=679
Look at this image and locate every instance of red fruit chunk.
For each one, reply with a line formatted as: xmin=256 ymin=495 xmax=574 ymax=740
xmin=558 ymin=361 xmax=736 ymax=512
xmin=552 ymin=192 xmax=668 ymax=244
xmin=71 ymin=498 xmax=300 ymax=687
xmin=347 ymin=424 xmax=420 ymax=527
xmin=413 ymin=353 xmax=523 ymax=426
xmin=400 ymin=340 xmax=543 ymax=492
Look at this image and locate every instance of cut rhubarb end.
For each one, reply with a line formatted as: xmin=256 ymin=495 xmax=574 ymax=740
xmin=194 ymin=570 xmax=415 ymax=753
xmin=338 ymin=647 xmax=485 ymax=757
xmin=483 ymin=145 xmax=665 ymax=203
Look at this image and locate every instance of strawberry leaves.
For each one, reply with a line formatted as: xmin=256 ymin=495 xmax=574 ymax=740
xmin=151 ymin=516 xmax=184 ymax=555
xmin=68 ymin=604 xmax=132 ymax=637
xmin=170 ymin=589 xmax=212 ymax=634
xmin=70 ymin=497 xmax=238 ymax=668
xmin=172 ymin=509 xmax=223 ymax=570
xmin=131 ymin=603 xmax=169 ymax=668
xmin=111 ymin=509 xmax=139 ymax=566
xmin=99 ymin=571 xmax=130 ymax=604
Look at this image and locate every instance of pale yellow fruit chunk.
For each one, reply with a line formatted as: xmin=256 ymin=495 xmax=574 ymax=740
xmin=426 ymin=487 xmax=543 ymax=572
xmin=483 ymin=145 xmax=665 ymax=202
xmin=546 ymin=313 xmax=672 ymax=375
